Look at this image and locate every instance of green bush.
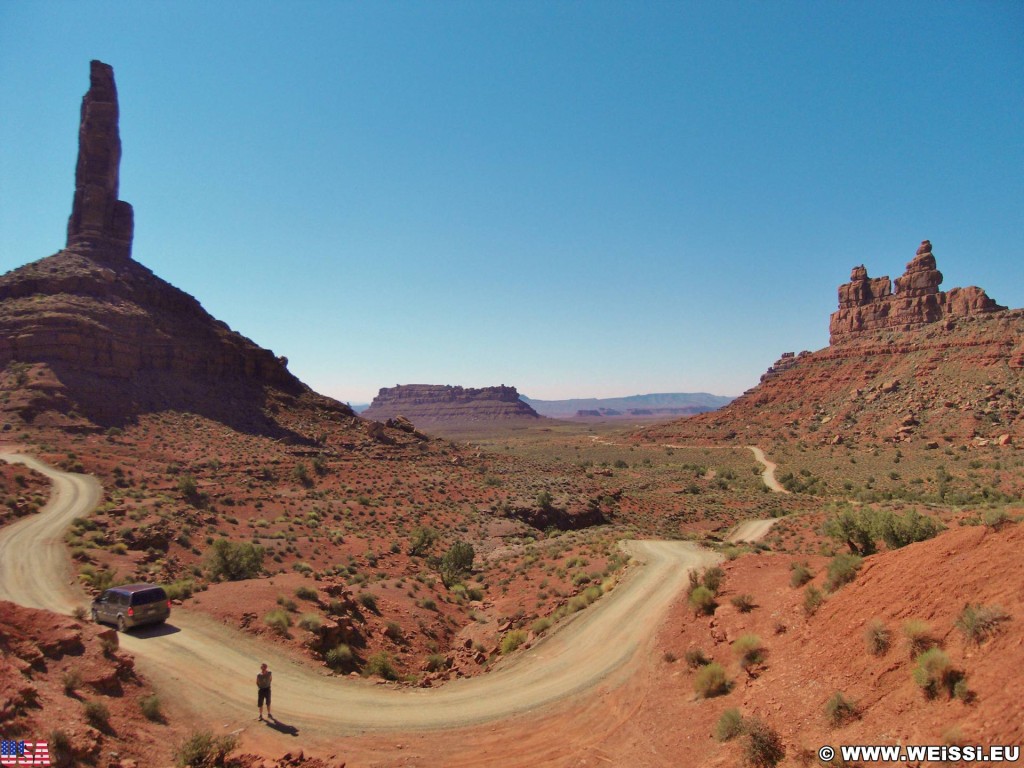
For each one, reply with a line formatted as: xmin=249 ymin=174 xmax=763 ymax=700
xmin=531 ymin=617 xmax=553 ymax=634
xmin=684 ymin=647 xmax=710 ymax=668
xmin=731 ymin=593 xmax=756 ymax=613
xmin=702 ymin=566 xmax=725 ymax=594
xmin=864 ymin=619 xmax=891 ymax=656
xmin=426 ymin=653 xmax=449 ymax=672
xmin=440 ymin=540 xmax=475 ymax=587
xmin=164 ymin=579 xmax=195 ymax=601
xmin=903 ymin=619 xmax=934 ymax=657
xmin=715 ymin=708 xmax=744 ymax=741
xmin=732 ymin=634 xmax=765 ymax=670
xmin=803 ymin=585 xmax=824 ymax=616
xmin=743 ymin=718 xmax=785 ymax=768
xmin=789 ymin=562 xmax=813 ymax=588
xmin=325 ymin=644 xmax=353 ymax=671
xmin=205 ymin=539 xmax=264 ymax=581
xmin=264 ymin=608 xmax=292 ymax=636
xmin=694 ymin=662 xmax=729 ymax=698
xmin=824 ymin=553 xmax=862 ymax=591
xmin=140 ymin=694 xmax=163 ymax=722
xmin=298 ymin=613 xmax=322 ymax=632
xmin=173 ymin=730 xmax=238 ymax=768
xmin=62 ymin=670 xmax=82 ymax=696
xmin=825 ymin=691 xmax=858 ymax=726
xmin=501 ymin=630 xmax=528 ymax=654
xmin=689 ymin=585 xmax=717 ymax=615
xmin=358 ymin=592 xmax=378 ymax=613
xmin=955 ymin=603 xmax=1009 ymax=644
xmin=408 ymin=526 xmax=439 ymax=556
xmin=83 ymin=700 xmax=110 ymax=730
xmin=365 ymin=651 xmax=398 ymax=680
xmin=295 ymin=585 xmax=318 ymax=601
xmin=913 ymin=648 xmax=960 ymax=699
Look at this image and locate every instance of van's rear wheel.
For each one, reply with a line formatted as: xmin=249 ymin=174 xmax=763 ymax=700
xmin=91 ymin=609 xmax=99 ymax=623
xmin=117 ymin=615 xmax=126 ymax=632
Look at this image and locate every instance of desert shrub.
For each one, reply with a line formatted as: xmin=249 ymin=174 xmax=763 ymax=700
xmin=875 ymin=509 xmax=944 ymax=549
xmin=140 ymin=694 xmax=163 ymax=722
xmin=173 ymin=730 xmax=238 ymax=768
xmin=531 ymin=617 xmax=553 ymax=634
xmin=715 ymin=708 xmax=745 ymax=742
xmin=684 ymin=647 xmax=711 ymax=669
xmin=689 ymin=585 xmax=717 ymax=616
xmin=49 ymin=729 xmax=73 ymax=768
xmin=62 ymin=669 xmax=82 ymax=696
xmin=825 ymin=691 xmax=858 ymax=726
xmin=276 ymin=596 xmax=298 ymax=612
xmin=295 ymin=585 xmax=318 ymax=601
xmin=205 ymin=539 xmax=264 ymax=581
xmin=789 ymin=561 xmax=813 ymax=588
xmin=264 ymin=608 xmax=292 ymax=636
xmin=982 ymin=508 xmax=1011 ymax=530
xmin=803 ymin=585 xmax=824 ymax=616
xmin=177 ymin=474 xmax=200 ymax=503
xmin=358 ymin=592 xmax=379 ymax=613
xmin=731 ymin=593 xmax=756 ymax=612
xmin=426 ymin=653 xmax=449 ymax=672
xmin=71 ymin=605 xmax=88 ymax=621
xmin=824 ymin=553 xmax=862 ymax=591
xmin=501 ymin=630 xmax=528 ymax=654
xmin=365 ymin=651 xmax=398 ymax=680
xmin=298 ymin=613 xmax=322 ymax=632
xmin=324 ymin=644 xmax=353 ymax=671
xmin=384 ymin=621 xmax=403 ymax=642
xmin=732 ymin=634 xmax=766 ymax=670
xmin=903 ymin=619 xmax=934 ymax=657
xmin=913 ymin=648 xmax=961 ymax=699
xmin=743 ymin=718 xmax=785 ymax=768
xmin=439 ymin=540 xmax=475 ymax=587
xmin=694 ymin=662 xmax=730 ymax=698
xmin=864 ymin=619 xmax=891 ymax=656
xmin=165 ymin=579 xmax=195 ymax=601
xmin=955 ymin=603 xmax=1009 ymax=644
xmin=702 ymin=566 xmax=725 ymax=594
xmin=408 ymin=526 xmax=439 ymax=557
xmin=83 ymin=700 xmax=110 ymax=730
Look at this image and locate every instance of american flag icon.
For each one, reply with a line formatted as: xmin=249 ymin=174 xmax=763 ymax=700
xmin=0 ymin=741 xmax=50 ymax=766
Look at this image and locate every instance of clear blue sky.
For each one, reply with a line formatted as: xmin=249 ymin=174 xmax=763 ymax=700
xmin=2 ymin=2 xmax=1021 ymax=404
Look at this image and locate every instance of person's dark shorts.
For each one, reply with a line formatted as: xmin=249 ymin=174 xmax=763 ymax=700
xmin=258 ymin=687 xmax=271 ymax=708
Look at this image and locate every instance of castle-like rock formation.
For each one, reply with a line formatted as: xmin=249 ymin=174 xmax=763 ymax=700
xmin=829 ymin=240 xmax=1005 ymax=343
xmin=362 ymin=384 xmax=541 ymax=426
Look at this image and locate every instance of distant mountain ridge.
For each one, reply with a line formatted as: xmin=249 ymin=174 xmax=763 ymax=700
xmin=521 ymin=393 xmax=733 ymax=419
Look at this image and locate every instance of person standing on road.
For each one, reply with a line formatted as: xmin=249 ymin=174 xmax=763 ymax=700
xmin=257 ymin=663 xmax=273 ymax=721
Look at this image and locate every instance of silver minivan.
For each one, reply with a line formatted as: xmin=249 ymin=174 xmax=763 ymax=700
xmin=91 ymin=584 xmax=171 ymax=631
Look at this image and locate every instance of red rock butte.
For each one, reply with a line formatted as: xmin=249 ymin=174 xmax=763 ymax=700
xmin=66 ymin=60 xmax=134 ymax=262
xmin=828 ymin=240 xmax=1005 ymax=343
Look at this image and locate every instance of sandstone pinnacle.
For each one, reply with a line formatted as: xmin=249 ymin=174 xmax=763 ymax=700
xmin=66 ymin=60 xmax=134 ymax=261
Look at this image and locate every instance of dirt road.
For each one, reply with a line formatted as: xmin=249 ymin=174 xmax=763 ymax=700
xmin=747 ymin=445 xmax=788 ymax=494
xmin=0 ymin=451 xmax=721 ymax=747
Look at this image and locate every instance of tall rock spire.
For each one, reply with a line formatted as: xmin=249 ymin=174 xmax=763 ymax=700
xmin=66 ymin=60 xmax=134 ymax=260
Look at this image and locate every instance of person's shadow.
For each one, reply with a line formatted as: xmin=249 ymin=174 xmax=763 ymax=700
xmin=264 ymin=716 xmax=299 ymax=737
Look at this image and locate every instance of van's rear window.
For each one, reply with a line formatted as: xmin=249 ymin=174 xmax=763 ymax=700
xmin=130 ymin=588 xmax=167 ymax=605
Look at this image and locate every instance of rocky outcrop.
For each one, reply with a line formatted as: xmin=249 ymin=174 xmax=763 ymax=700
xmin=829 ymin=241 xmax=1005 ymax=342
xmin=66 ymin=61 xmax=134 ymax=262
xmin=0 ymin=61 xmax=352 ymax=433
xmin=362 ymin=384 xmax=541 ymax=425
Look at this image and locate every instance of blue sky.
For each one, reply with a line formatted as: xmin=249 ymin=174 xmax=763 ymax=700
xmin=1 ymin=2 xmax=1021 ymax=404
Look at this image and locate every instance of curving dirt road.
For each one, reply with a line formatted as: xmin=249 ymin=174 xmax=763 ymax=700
xmin=746 ymin=445 xmax=788 ymax=494
xmin=0 ymin=451 xmax=721 ymax=745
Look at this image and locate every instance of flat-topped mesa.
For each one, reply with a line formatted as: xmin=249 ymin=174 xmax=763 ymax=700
xmin=829 ymin=240 xmax=1005 ymax=343
xmin=362 ymin=384 xmax=541 ymax=425
xmin=66 ymin=60 xmax=134 ymax=261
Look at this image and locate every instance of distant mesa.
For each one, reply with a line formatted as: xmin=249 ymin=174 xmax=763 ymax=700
xmin=0 ymin=61 xmax=352 ymax=433
xmin=829 ymin=240 xmax=1005 ymax=343
xmin=362 ymin=384 xmax=541 ymax=426
xmin=522 ymin=393 xmax=733 ymax=420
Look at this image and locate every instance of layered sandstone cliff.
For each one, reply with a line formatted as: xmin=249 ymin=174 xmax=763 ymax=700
xmin=0 ymin=61 xmax=351 ymax=431
xmin=362 ymin=384 xmax=541 ymax=426
xmin=829 ymin=240 xmax=1005 ymax=343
